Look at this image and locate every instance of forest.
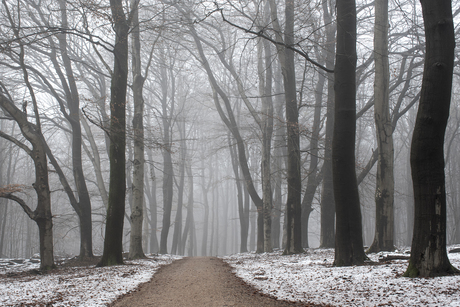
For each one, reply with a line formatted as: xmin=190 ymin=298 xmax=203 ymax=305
xmin=0 ymin=0 xmax=459 ymax=299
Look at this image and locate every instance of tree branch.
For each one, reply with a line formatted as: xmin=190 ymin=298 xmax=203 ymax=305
xmin=218 ymin=9 xmax=333 ymax=73
xmin=0 ymin=193 xmax=36 ymax=220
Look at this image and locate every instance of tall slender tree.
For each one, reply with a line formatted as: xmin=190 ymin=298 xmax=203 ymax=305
xmin=98 ymin=0 xmax=138 ymax=267
xmin=129 ymin=0 xmax=146 ymax=259
xmin=367 ymin=0 xmax=395 ymax=253
xmin=319 ymin=0 xmax=336 ymax=249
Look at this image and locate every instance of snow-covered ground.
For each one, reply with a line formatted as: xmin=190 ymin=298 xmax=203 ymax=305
xmin=1 ymin=248 xmax=459 ymax=306
xmin=0 ymin=254 xmax=181 ymax=307
xmin=223 ymin=246 xmax=460 ymax=307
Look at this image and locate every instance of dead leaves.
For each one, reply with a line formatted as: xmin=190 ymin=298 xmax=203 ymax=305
xmin=0 ymin=184 xmax=27 ymax=196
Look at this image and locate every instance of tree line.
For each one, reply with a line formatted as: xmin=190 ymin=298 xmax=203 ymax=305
xmin=0 ymin=0 xmax=459 ymax=277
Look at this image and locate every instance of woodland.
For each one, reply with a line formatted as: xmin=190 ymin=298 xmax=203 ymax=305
xmin=0 ymin=0 xmax=459 ymax=284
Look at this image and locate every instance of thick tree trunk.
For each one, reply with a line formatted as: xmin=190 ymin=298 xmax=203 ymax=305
xmin=333 ymin=0 xmax=365 ymax=266
xmin=97 ymin=0 xmax=130 ymax=267
xmin=404 ymin=0 xmax=458 ymax=277
xmin=129 ymin=1 xmax=145 ymax=259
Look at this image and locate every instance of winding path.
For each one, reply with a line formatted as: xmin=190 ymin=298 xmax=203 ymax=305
xmin=109 ymin=257 xmax=317 ymax=307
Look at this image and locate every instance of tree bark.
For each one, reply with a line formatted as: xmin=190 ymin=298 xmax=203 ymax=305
xmin=333 ymin=0 xmax=365 ymax=266
xmin=129 ymin=0 xmax=145 ymax=259
xmin=200 ymin=157 xmax=211 ymax=256
xmin=145 ymin=148 xmax=159 ymax=254
xmin=320 ymin=0 xmax=336 ymax=249
xmin=404 ymin=0 xmax=458 ymax=277
xmin=301 ymin=63 xmax=325 ymax=248
xmin=272 ymin=64 xmax=284 ymax=249
xmin=98 ymin=0 xmax=132 ymax=267
xmin=259 ymin=33 xmax=274 ymax=253
xmin=159 ymin=49 xmax=174 ymax=255
xmin=171 ymin=124 xmax=186 ymax=255
xmin=228 ymin=135 xmax=248 ymax=253
xmin=282 ymin=0 xmax=302 ymax=255
xmin=367 ymin=0 xmax=395 ymax=254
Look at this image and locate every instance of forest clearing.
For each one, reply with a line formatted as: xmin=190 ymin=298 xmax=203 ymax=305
xmin=1 ymin=247 xmax=459 ymax=306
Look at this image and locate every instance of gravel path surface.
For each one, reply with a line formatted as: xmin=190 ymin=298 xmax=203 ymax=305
xmin=109 ymin=257 xmax=317 ymax=307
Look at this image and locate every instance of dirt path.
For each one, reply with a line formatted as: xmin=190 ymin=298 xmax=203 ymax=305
xmin=109 ymin=257 xmax=315 ymax=307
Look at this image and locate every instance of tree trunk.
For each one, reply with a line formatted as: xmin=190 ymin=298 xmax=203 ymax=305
xmin=159 ymin=49 xmax=174 ymax=255
xmin=171 ymin=128 xmax=186 ymax=255
xmin=404 ymin=0 xmax=458 ymax=277
xmin=186 ymin=165 xmax=195 ymax=256
xmin=282 ymin=0 xmax=302 ymax=255
xmin=259 ymin=34 xmax=274 ymax=252
xmin=228 ymin=135 xmax=248 ymax=253
xmin=129 ymin=0 xmax=145 ymax=259
xmin=145 ymin=146 xmax=159 ymax=254
xmin=97 ymin=0 xmax=131 ymax=267
xmin=301 ymin=63 xmax=325 ymax=248
xmin=333 ymin=0 xmax=365 ymax=266
xmin=181 ymin=164 xmax=195 ymax=256
xmin=271 ymin=63 xmax=284 ymax=249
xmin=367 ymin=0 xmax=395 ymax=254
xmin=320 ymin=0 xmax=336 ymax=249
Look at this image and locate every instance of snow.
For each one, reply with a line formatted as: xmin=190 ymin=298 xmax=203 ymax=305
xmin=1 ymin=248 xmax=460 ymax=306
xmin=222 ymin=246 xmax=460 ymax=307
xmin=0 ymin=254 xmax=181 ymax=307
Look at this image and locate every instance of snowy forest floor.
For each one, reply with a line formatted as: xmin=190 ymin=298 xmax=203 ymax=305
xmin=0 ymin=246 xmax=459 ymax=306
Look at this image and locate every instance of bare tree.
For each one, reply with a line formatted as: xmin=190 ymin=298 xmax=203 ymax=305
xmin=98 ymin=0 xmax=138 ymax=267
xmin=0 ymin=92 xmax=55 ymax=270
xmin=404 ymin=0 xmax=458 ymax=277
xmin=367 ymin=0 xmax=395 ymax=253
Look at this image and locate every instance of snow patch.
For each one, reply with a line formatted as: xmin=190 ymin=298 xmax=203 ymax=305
xmin=223 ymin=246 xmax=460 ymax=307
xmin=0 ymin=254 xmax=181 ymax=307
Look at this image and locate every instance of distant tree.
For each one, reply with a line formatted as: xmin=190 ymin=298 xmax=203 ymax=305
xmin=333 ymin=0 xmax=366 ymax=266
xmin=158 ymin=47 xmax=175 ymax=255
xmin=404 ymin=0 xmax=458 ymax=277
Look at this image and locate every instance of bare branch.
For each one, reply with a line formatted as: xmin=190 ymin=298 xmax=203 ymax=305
xmin=218 ymin=8 xmax=333 ymax=73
